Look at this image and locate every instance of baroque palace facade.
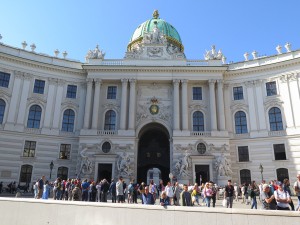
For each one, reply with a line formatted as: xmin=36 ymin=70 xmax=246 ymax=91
xmin=1 ymin=11 xmax=300 ymax=186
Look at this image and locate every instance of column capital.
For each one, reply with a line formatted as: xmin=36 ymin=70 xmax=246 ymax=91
xmin=208 ymin=79 xmax=216 ymax=85
xmin=181 ymin=79 xmax=188 ymax=84
xmin=173 ymin=79 xmax=180 ymax=86
xmin=57 ymin=79 xmax=66 ymax=87
xmin=48 ymin=77 xmax=58 ymax=85
xmin=23 ymin=73 xmax=33 ymax=81
xmin=121 ymin=78 xmax=129 ymax=83
xmin=86 ymin=78 xmax=93 ymax=85
xmin=217 ymin=79 xmax=224 ymax=84
xmin=94 ymin=78 xmax=102 ymax=85
xmin=14 ymin=71 xmax=24 ymax=79
xmin=129 ymin=78 xmax=137 ymax=84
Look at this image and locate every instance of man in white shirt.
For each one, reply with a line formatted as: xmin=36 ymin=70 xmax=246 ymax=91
xmin=294 ymin=174 xmax=300 ymax=210
xmin=274 ymin=181 xmax=291 ymax=210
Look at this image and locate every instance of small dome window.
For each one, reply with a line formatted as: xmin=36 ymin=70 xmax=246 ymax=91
xmin=102 ymin=142 xmax=111 ymax=153
xmin=197 ymin=143 xmax=206 ymax=155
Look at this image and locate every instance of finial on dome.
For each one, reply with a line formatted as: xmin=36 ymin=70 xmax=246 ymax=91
xmin=153 ymin=10 xmax=159 ymax=19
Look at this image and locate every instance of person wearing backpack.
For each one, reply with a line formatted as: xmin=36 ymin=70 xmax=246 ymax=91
xmin=274 ymin=181 xmax=291 ymax=210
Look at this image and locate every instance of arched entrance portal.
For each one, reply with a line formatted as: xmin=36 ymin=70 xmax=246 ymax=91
xmin=137 ymin=123 xmax=170 ymax=184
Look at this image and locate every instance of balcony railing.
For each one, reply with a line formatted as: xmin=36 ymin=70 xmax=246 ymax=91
xmin=25 ymin=128 xmax=41 ymax=134
xmin=268 ymin=130 xmax=287 ymax=136
xmin=97 ymin=130 xmax=118 ymax=136
xmin=190 ymin=131 xmax=211 ymax=137
xmin=233 ymin=133 xmax=250 ymax=138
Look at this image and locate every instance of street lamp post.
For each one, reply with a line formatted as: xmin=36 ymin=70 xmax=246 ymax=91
xmin=49 ymin=161 xmax=54 ymax=180
xmin=259 ymin=164 xmax=264 ymax=181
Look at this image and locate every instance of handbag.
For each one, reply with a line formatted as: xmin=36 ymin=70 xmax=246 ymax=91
xmin=222 ymin=198 xmax=227 ymax=207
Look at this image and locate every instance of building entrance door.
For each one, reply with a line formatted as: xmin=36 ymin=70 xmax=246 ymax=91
xmin=137 ymin=123 xmax=170 ymax=184
xmin=97 ymin=163 xmax=112 ymax=182
xmin=195 ymin=165 xmax=210 ymax=185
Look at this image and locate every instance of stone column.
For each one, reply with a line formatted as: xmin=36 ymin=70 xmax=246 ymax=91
xmin=16 ymin=73 xmax=32 ymax=126
xmin=245 ymin=81 xmax=258 ymax=131
xmin=83 ymin=78 xmax=93 ymax=129
xmin=52 ymin=79 xmax=64 ymax=129
xmin=173 ymin=79 xmax=180 ymax=130
xmin=181 ymin=79 xmax=188 ymax=130
xmin=42 ymin=78 xmax=57 ymax=128
xmin=209 ymin=80 xmax=217 ymax=131
xmin=7 ymin=71 xmax=23 ymax=124
xmin=254 ymin=80 xmax=267 ymax=130
xmin=120 ymin=78 xmax=128 ymax=130
xmin=91 ymin=79 xmax=102 ymax=129
xmin=217 ymin=80 xmax=225 ymax=131
xmin=128 ymin=79 xmax=136 ymax=130
xmin=288 ymin=74 xmax=300 ymax=127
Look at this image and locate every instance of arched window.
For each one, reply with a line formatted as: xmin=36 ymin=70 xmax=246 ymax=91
xmin=104 ymin=110 xmax=116 ymax=130
xmin=193 ymin=111 xmax=204 ymax=131
xmin=57 ymin=166 xmax=68 ymax=181
xmin=0 ymin=99 xmax=5 ymax=124
xmin=240 ymin=169 xmax=251 ymax=185
xmin=269 ymin=107 xmax=283 ymax=131
xmin=27 ymin=105 xmax=42 ymax=128
xmin=19 ymin=164 xmax=33 ymax=183
xmin=276 ymin=168 xmax=289 ymax=182
xmin=62 ymin=109 xmax=75 ymax=132
xmin=235 ymin=111 xmax=248 ymax=134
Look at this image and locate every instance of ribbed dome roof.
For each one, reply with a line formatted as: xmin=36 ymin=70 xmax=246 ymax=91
xmin=127 ymin=10 xmax=184 ymax=52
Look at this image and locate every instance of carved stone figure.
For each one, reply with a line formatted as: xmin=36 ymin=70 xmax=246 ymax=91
xmin=174 ymin=153 xmax=190 ymax=178
xmin=85 ymin=45 xmax=105 ymax=61
xmin=215 ymin=153 xmax=232 ymax=177
xmin=117 ymin=152 xmax=133 ymax=176
xmin=79 ymin=147 xmax=93 ymax=176
xmin=204 ymin=45 xmax=224 ymax=60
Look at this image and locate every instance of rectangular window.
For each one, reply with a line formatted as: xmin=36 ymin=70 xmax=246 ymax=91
xmin=233 ymin=86 xmax=244 ymax=100
xmin=59 ymin=144 xmax=71 ymax=159
xmin=266 ymin=81 xmax=277 ymax=96
xmin=23 ymin=141 xmax=36 ymax=157
xmin=66 ymin=85 xmax=77 ymax=99
xmin=0 ymin=72 xmax=10 ymax=88
xmin=273 ymin=144 xmax=286 ymax=160
xmin=238 ymin=146 xmax=249 ymax=162
xmin=107 ymin=86 xmax=117 ymax=99
xmin=33 ymin=79 xmax=45 ymax=94
xmin=193 ymin=87 xmax=202 ymax=100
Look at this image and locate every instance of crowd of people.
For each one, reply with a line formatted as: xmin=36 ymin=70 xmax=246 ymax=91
xmin=9 ymin=173 xmax=300 ymax=211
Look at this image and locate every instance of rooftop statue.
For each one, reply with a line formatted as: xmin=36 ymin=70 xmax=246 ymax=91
xmin=204 ymin=45 xmax=224 ymax=60
xmin=85 ymin=44 xmax=105 ymax=61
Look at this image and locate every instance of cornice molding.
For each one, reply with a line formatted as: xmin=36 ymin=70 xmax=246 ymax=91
xmin=0 ymin=52 xmax=86 ymax=77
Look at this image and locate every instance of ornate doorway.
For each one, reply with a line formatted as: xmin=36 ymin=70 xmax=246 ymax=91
xmin=137 ymin=123 xmax=170 ymax=184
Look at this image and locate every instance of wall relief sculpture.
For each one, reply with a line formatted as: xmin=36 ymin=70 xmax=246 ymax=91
xmin=78 ymin=146 xmax=93 ymax=177
xmin=215 ymin=153 xmax=232 ymax=177
xmin=117 ymin=152 xmax=133 ymax=177
xmin=173 ymin=153 xmax=191 ymax=178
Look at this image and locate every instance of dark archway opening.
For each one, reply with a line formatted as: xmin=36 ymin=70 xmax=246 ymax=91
xmin=137 ymin=123 xmax=170 ymax=184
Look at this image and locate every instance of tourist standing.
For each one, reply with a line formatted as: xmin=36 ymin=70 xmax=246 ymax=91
xmin=116 ymin=176 xmax=124 ymax=203
xmin=180 ymin=184 xmax=192 ymax=206
xmin=165 ymin=182 xmax=174 ymax=205
xmin=81 ymin=179 xmax=90 ymax=201
xmin=109 ymin=179 xmax=116 ymax=203
xmin=294 ymin=174 xmax=300 ymax=210
xmin=224 ymin=180 xmax=234 ymax=208
xmin=260 ymin=184 xmax=276 ymax=210
xmin=142 ymin=186 xmax=155 ymax=205
xmin=283 ymin=178 xmax=294 ymax=210
xmin=37 ymin=175 xmax=45 ymax=199
xmin=42 ymin=180 xmax=50 ymax=199
xmin=274 ymin=181 xmax=291 ymax=210
xmin=203 ymin=182 xmax=213 ymax=207
xmin=173 ymin=182 xmax=181 ymax=206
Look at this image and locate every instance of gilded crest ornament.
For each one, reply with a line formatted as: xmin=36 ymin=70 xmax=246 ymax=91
xmin=149 ymin=97 xmax=159 ymax=115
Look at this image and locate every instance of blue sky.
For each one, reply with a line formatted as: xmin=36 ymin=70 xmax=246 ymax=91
xmin=1 ymin=0 xmax=299 ymax=63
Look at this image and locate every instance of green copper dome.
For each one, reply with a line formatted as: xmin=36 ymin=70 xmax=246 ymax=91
xmin=127 ymin=10 xmax=184 ymax=52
